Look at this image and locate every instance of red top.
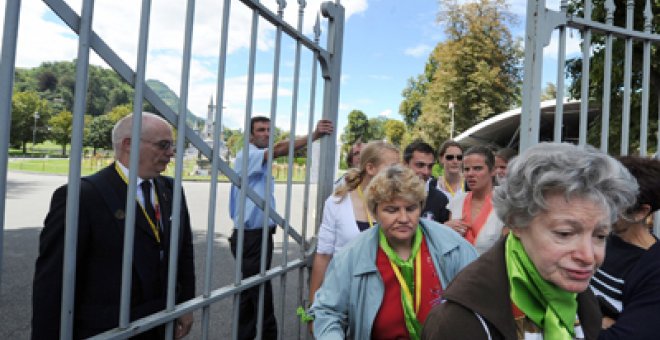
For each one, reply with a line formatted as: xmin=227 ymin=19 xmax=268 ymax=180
xmin=371 ymin=237 xmax=443 ymax=339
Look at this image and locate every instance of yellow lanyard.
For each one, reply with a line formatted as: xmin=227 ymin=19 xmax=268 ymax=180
xmin=444 ymin=176 xmax=463 ymax=197
xmin=389 ymin=252 xmax=422 ymax=314
xmin=114 ymin=163 xmax=161 ymax=243
xmin=356 ymin=186 xmax=374 ymax=228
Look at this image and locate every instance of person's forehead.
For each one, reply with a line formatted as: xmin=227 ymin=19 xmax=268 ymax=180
xmin=445 ymin=146 xmax=462 ymax=154
xmin=411 ymin=151 xmax=434 ymax=162
xmin=254 ymin=121 xmax=270 ymax=129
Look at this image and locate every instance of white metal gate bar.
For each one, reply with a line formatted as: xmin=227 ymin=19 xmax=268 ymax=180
xmin=60 ymin=0 xmax=94 ymax=338
xmin=521 ymin=0 xmax=660 ymax=154
xmin=521 ymin=0 xmax=660 ymax=237
xmin=0 ymin=0 xmax=21 ymax=289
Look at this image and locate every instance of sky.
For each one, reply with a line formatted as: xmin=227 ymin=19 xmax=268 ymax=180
xmin=2 ymin=0 xmax=579 ymax=137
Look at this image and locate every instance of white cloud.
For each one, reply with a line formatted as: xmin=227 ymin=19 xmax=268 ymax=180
xmin=379 ymin=109 xmax=392 ymax=117
xmin=1 ymin=0 xmax=354 ymax=133
xmin=543 ymin=28 xmax=582 ymax=59
xmin=404 ymin=44 xmax=432 ymax=58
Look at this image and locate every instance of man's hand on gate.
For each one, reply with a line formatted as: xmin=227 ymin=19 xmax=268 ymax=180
xmin=312 ymin=119 xmax=334 ymax=140
xmin=174 ymin=313 xmax=193 ymax=339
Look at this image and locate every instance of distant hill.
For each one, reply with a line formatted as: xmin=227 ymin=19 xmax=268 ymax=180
xmin=146 ymin=79 xmax=205 ymax=129
xmin=13 ymin=60 xmax=205 ymax=129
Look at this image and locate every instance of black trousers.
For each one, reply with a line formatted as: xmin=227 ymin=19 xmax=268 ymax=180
xmin=229 ymin=228 xmax=277 ymax=340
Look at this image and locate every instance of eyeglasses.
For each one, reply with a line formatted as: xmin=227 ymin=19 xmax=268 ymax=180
xmin=444 ymin=154 xmax=463 ymax=161
xmin=142 ymin=139 xmax=176 ymax=151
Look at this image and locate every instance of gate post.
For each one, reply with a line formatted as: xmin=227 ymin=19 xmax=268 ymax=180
xmin=316 ymin=2 xmax=344 ymax=229
xmin=520 ymin=0 xmax=546 ymax=152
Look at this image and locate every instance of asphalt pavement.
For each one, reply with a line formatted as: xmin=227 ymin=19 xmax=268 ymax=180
xmin=1 ymin=171 xmax=319 ymax=339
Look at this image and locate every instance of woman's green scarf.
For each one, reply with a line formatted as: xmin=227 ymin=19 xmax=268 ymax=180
xmin=379 ymin=227 xmax=423 ymax=340
xmin=505 ymin=233 xmax=578 ymax=338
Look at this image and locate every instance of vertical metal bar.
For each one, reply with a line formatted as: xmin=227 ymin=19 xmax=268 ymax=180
xmin=316 ymin=2 xmax=343 ymax=229
xmin=519 ymin=0 xmax=545 ymax=151
xmin=601 ymin=0 xmax=615 ymax=153
xmin=553 ymin=1 xmax=568 ymax=142
xmin=0 ymin=0 xmax=21 ymax=289
xmin=639 ymin=0 xmax=652 ymax=156
xmin=233 ymin=3 xmax=261 ymax=339
xmin=119 ymin=0 xmax=152 ymax=329
xmin=268 ymin=1 xmax=290 ymax=339
xmin=578 ymin=0 xmax=592 ymax=147
xmin=300 ymin=14 xmax=321 ymax=340
xmin=165 ymin=0 xmax=196 ymax=338
xmin=620 ymin=0 xmax=634 ymax=156
xmin=255 ymin=1 xmax=286 ymax=338
xmin=202 ymin=0 xmax=232 ymax=338
xmin=61 ymin=0 xmax=94 ymax=338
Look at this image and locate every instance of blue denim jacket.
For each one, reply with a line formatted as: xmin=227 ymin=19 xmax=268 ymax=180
xmin=311 ymin=219 xmax=478 ymax=339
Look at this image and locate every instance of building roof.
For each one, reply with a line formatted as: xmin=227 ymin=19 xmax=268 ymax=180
xmin=454 ymin=99 xmax=601 ymax=149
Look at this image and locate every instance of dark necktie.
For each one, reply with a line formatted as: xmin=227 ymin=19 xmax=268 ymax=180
xmin=140 ymin=180 xmax=157 ymax=224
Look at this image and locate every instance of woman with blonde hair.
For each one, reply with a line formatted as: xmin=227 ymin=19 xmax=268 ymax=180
xmin=311 ymin=165 xmax=476 ymax=339
xmin=308 ymin=141 xmax=401 ymax=308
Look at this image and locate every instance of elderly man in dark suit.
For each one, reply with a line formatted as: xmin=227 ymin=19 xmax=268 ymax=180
xmin=32 ymin=112 xmax=195 ymax=339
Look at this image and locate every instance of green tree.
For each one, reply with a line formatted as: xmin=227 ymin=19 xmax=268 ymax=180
xmin=10 ymin=91 xmax=51 ymax=153
xmin=84 ymin=114 xmax=115 ymax=154
xmin=341 ymin=110 xmax=369 ymax=144
xmin=407 ymin=0 xmax=523 ymax=144
xmin=366 ymin=117 xmax=387 ymax=141
xmin=49 ymin=110 xmax=74 ymax=156
xmin=107 ymin=103 xmax=132 ymax=123
xmin=541 ymin=82 xmax=557 ymax=101
xmin=340 ymin=109 xmax=369 ymax=161
xmin=383 ymin=119 xmax=407 ymax=146
xmin=399 ymin=59 xmax=438 ymax=128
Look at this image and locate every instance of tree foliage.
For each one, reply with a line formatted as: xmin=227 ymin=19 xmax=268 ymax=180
xmin=49 ymin=110 xmax=74 ymax=156
xmin=84 ymin=114 xmax=115 ymax=154
xmin=399 ymin=60 xmax=437 ymax=128
xmin=401 ymin=0 xmax=523 ymax=146
xmin=11 ymin=91 xmax=51 ymax=153
xmin=566 ymin=0 xmax=660 ymax=154
xmin=384 ymin=119 xmax=407 ymax=146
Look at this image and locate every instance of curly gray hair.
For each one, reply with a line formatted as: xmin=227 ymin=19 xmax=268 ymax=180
xmin=493 ymin=143 xmax=638 ymax=229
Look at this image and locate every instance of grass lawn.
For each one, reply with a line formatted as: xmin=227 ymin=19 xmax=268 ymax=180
xmin=8 ymin=157 xmax=310 ymax=182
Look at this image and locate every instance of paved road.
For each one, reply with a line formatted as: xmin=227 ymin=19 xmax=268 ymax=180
xmin=1 ymin=171 xmax=320 ymax=339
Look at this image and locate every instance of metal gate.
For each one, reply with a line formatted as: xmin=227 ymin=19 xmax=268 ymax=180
xmin=0 ymin=0 xmax=343 ymax=338
xmin=519 ymin=0 xmax=660 ymax=233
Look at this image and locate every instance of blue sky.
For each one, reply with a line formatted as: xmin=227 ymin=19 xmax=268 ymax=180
xmin=3 ymin=0 xmax=576 ymax=136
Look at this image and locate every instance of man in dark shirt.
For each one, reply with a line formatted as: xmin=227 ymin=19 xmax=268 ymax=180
xmin=403 ymin=139 xmax=450 ymax=224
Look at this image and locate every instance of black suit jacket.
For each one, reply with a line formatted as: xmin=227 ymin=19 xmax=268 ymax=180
xmin=31 ymin=164 xmax=195 ymax=339
xmin=422 ymin=178 xmax=450 ymax=224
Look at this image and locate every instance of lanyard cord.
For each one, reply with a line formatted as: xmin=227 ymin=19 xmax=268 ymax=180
xmin=443 ymin=176 xmax=463 ymax=197
xmin=356 ymin=186 xmax=374 ymax=228
xmin=389 ymin=251 xmax=422 ymax=313
xmin=114 ymin=162 xmax=161 ymax=243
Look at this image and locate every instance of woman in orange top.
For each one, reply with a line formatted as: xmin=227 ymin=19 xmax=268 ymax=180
xmin=445 ymin=146 xmax=504 ymax=254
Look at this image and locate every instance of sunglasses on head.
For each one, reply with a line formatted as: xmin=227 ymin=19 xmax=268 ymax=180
xmin=444 ymin=154 xmax=463 ymax=161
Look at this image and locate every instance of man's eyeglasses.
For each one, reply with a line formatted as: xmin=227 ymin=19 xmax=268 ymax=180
xmin=444 ymin=154 xmax=463 ymax=161
xmin=142 ymin=139 xmax=175 ymax=151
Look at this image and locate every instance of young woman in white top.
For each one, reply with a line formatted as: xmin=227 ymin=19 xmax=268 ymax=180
xmin=436 ymin=140 xmax=466 ymax=200
xmin=308 ymin=141 xmax=400 ymax=305
xmin=445 ymin=146 xmax=504 ymax=255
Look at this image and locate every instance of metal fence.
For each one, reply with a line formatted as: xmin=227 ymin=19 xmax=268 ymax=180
xmin=520 ymin=0 xmax=660 ymax=235
xmin=0 ymin=0 xmax=343 ymax=339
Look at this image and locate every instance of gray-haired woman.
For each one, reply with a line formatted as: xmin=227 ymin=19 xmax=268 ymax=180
xmin=422 ymin=143 xmax=638 ymax=340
